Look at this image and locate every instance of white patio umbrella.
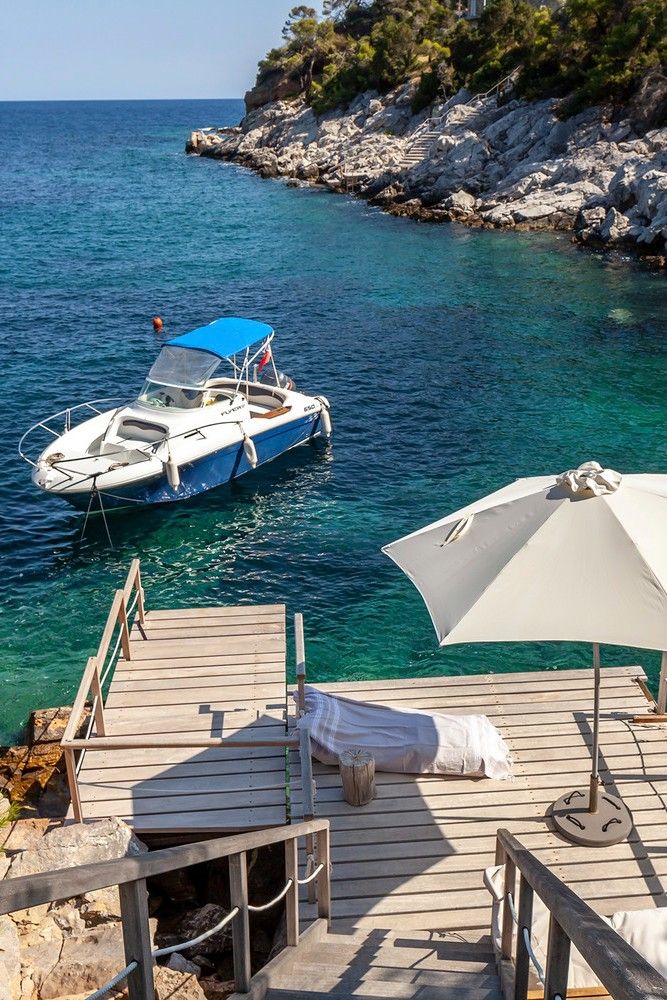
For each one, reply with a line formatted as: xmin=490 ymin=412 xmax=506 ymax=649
xmin=383 ymin=461 xmax=667 ymax=847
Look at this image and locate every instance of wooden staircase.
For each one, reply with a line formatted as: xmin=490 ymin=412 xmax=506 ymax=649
xmin=402 ymin=131 xmax=441 ymax=167
xmin=233 ymin=922 xmax=502 ymax=999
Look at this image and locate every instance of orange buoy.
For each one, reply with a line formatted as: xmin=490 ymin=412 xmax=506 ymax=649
xmin=152 ymin=316 xmax=163 ymax=332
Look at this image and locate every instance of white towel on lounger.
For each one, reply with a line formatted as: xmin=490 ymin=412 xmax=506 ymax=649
xmin=294 ymin=685 xmax=513 ymax=779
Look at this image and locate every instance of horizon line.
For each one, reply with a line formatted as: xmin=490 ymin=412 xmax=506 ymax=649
xmin=0 ymin=96 xmax=245 ymax=104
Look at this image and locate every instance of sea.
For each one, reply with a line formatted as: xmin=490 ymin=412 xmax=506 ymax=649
xmin=0 ymin=98 xmax=665 ymax=743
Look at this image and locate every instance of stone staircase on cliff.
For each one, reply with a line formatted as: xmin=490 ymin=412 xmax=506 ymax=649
xmin=233 ymin=923 xmax=502 ymax=1000
xmin=402 ymin=129 xmax=442 ymax=167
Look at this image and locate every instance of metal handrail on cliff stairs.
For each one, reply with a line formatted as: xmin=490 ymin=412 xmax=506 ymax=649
xmin=467 ymin=64 xmax=523 ymax=105
xmin=404 ymin=64 xmax=522 ymax=163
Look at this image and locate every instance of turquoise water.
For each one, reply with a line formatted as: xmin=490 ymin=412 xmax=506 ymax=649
xmin=1 ymin=98 xmax=665 ymax=743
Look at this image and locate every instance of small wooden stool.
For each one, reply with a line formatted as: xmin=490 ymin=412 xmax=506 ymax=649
xmin=339 ymin=748 xmax=376 ymax=806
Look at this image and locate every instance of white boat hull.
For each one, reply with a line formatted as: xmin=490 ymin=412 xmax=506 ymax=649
xmin=28 ymin=384 xmax=331 ymax=510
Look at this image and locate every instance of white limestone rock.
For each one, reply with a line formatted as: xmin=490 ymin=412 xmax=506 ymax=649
xmin=191 ymin=85 xmax=667 ymax=254
xmin=8 ymin=817 xmax=147 ymax=880
xmin=443 ymin=190 xmax=478 ymax=215
xmin=599 ymin=207 xmax=631 ymax=242
xmin=0 ymin=916 xmax=20 ymax=1000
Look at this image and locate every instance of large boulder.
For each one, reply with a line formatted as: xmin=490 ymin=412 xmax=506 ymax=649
xmin=38 ymin=922 xmax=156 ymax=1000
xmin=5 ymin=816 xmax=150 ymax=997
xmin=8 ymin=817 xmax=148 ymax=881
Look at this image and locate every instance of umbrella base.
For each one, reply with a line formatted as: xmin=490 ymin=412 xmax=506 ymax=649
xmin=551 ymin=787 xmax=634 ymax=847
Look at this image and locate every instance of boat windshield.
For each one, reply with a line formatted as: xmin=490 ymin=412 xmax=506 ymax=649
xmin=138 ymin=381 xmax=205 ymax=410
xmin=148 ymin=346 xmax=223 ymax=389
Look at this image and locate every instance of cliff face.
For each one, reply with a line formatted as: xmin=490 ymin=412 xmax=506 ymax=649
xmin=244 ymin=68 xmax=302 ymax=113
xmin=188 ymin=81 xmax=667 ymax=265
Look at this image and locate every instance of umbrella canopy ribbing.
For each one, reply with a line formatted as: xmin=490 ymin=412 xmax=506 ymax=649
xmin=383 ymin=466 xmax=667 ymax=652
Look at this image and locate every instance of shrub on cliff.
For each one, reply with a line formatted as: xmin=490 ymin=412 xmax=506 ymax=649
xmin=249 ymin=0 xmax=666 ymax=117
xmin=519 ymin=0 xmax=667 ymax=115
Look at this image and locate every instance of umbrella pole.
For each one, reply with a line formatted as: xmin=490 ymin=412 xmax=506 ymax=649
xmin=589 ymin=642 xmax=600 ymax=814
xmin=551 ymin=641 xmax=633 ymax=846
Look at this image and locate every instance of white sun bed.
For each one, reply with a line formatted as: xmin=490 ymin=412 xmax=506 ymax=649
xmin=294 ymin=685 xmax=513 ymax=779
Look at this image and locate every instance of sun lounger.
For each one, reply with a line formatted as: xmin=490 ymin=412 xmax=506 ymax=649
xmin=294 ymin=685 xmax=513 ymax=779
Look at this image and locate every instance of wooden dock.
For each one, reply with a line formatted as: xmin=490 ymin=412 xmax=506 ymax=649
xmin=65 ymin=572 xmax=294 ymax=833
xmin=290 ymin=666 xmax=667 ymax=933
xmin=63 ymin=562 xmax=667 ymax=944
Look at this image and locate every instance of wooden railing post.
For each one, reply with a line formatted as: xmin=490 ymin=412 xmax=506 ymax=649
xmin=64 ymin=747 xmax=83 ymax=822
xmin=514 ymin=874 xmax=534 ymax=1000
xmin=544 ymin=915 xmax=571 ymax=1000
xmin=501 ymin=854 xmax=516 ymax=962
xmin=133 ymin=560 xmax=146 ymax=625
xmin=229 ymin=851 xmax=251 ymax=993
xmin=658 ymin=650 xmax=667 ymax=715
xmin=316 ymin=825 xmax=331 ymax=927
xmin=119 ymin=878 xmax=154 ymax=1000
xmin=90 ymin=659 xmax=106 ymax=736
xmin=118 ymin=591 xmax=132 ymax=661
xmin=299 ymin=726 xmax=317 ymax=904
xmin=294 ymin=612 xmax=306 ymax=716
xmin=284 ymin=837 xmax=299 ymax=946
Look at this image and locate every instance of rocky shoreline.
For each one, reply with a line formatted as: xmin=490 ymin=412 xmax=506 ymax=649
xmin=187 ymin=79 xmax=667 ymax=268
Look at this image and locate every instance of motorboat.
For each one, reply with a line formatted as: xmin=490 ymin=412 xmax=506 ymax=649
xmin=20 ymin=317 xmax=332 ymax=510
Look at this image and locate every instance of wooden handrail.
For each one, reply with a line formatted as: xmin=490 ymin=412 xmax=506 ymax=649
xmin=62 ymin=656 xmax=100 ymax=744
xmin=496 ymin=828 xmax=667 ymax=1000
xmin=123 ymin=558 xmax=146 ymax=625
xmin=0 ymin=818 xmax=331 ymax=1000
xmin=97 ymin=590 xmax=129 ymax=664
xmin=61 ymin=559 xmax=147 ymax=821
xmin=0 ymin=818 xmax=328 ymax=914
xmin=61 ymin=735 xmax=300 ymax=750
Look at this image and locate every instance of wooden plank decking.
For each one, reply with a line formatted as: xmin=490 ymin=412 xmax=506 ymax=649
xmin=73 ymin=604 xmax=290 ymax=833
xmin=70 ymin=591 xmax=667 ymax=941
xmin=289 ymin=665 xmax=667 ymax=934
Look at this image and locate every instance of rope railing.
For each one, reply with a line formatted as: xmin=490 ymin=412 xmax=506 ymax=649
xmin=505 ymin=889 xmax=546 ymax=986
xmin=298 ymin=860 xmax=324 ymax=886
xmin=495 ymin=828 xmax=667 ymax=1000
xmin=248 ymin=880 xmax=293 ymax=913
xmin=152 ymin=907 xmax=239 ymax=958
xmin=83 ymin=851 xmax=327 ymax=998
xmin=0 ymin=820 xmax=331 ymax=1000
xmin=85 ymin=961 xmax=138 ymax=1000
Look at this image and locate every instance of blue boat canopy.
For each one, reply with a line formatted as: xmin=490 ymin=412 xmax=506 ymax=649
xmin=167 ymin=317 xmax=274 ymax=359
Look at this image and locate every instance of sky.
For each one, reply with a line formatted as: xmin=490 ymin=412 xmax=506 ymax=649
xmin=0 ymin=1 xmax=307 ymax=101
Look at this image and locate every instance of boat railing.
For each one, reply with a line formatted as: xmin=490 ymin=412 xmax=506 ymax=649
xmin=495 ymin=827 xmax=667 ymax=1000
xmin=18 ymin=397 xmax=131 ymax=467
xmin=0 ymin=817 xmax=331 ymax=1000
xmin=60 ymin=560 xmax=316 ymax=826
